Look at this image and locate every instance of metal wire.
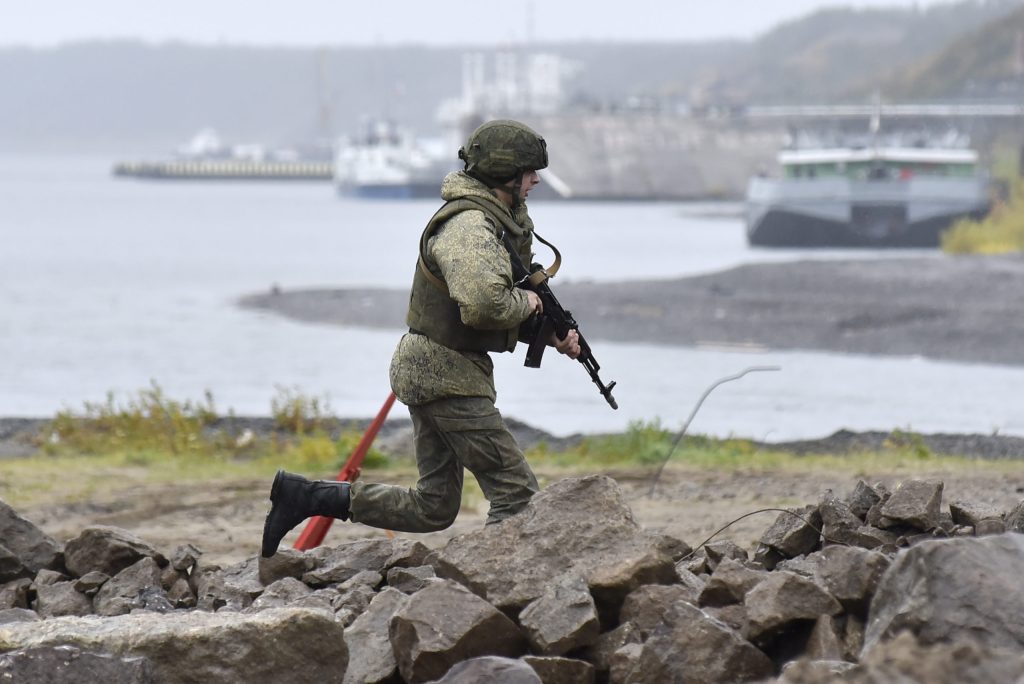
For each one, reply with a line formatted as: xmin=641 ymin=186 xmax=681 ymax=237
xmin=647 ymin=365 xmax=781 ymax=496
xmin=677 ymin=507 xmax=857 ymax=562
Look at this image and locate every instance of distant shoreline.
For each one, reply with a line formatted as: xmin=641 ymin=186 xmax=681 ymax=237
xmin=240 ymin=254 xmax=1024 ymax=368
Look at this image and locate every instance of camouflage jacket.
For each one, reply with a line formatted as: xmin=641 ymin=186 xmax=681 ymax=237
xmin=389 ymin=171 xmax=536 ymax=405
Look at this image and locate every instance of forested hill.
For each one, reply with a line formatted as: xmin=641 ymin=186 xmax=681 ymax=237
xmin=883 ymin=4 xmax=1024 ymax=99
xmin=2 ymin=0 xmax=1020 ymax=153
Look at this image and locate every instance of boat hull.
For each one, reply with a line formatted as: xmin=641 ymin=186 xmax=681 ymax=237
xmin=746 ymin=176 xmax=990 ymax=247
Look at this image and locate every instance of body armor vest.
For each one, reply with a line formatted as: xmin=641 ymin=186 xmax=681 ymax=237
xmin=406 ymin=198 xmax=532 ymax=353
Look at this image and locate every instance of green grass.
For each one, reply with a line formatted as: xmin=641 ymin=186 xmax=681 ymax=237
xmin=3 ymin=392 xmax=1020 ymax=510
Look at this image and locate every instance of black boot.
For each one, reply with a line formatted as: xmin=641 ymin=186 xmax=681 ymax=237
xmin=261 ymin=470 xmax=350 ymax=558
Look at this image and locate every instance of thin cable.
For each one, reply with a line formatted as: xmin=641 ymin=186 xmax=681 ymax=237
xmin=677 ymin=507 xmax=852 ymax=563
xmin=647 ymin=366 xmax=781 ymax=496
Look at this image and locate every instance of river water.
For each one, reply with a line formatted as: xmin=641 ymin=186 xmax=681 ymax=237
xmin=3 ymin=155 xmax=1022 ymax=439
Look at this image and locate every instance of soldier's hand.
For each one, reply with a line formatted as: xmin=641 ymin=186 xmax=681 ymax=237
xmin=526 ymin=290 xmax=544 ymax=316
xmin=550 ymin=329 xmax=581 ymax=359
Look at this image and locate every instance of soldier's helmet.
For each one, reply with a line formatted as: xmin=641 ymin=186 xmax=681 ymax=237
xmin=458 ymin=119 xmax=548 ymax=187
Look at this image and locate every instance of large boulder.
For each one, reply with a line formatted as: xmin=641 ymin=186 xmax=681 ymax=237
xmin=432 ymin=476 xmax=679 ymax=611
xmin=389 ymin=579 xmax=525 ymax=683
xmin=0 ymin=500 xmax=61 ymax=577
xmin=628 ymin=601 xmax=774 ymax=683
xmin=863 ymin=533 xmax=1024 ymax=655
xmin=0 ymin=607 xmax=347 ymax=683
xmin=63 ymin=526 xmax=164 ymax=578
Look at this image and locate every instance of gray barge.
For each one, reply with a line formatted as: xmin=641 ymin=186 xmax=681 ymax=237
xmin=746 ymin=146 xmax=991 ymax=247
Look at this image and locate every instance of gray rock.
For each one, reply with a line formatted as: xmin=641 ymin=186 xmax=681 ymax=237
xmin=192 ymin=566 xmax=252 ymax=612
xmin=220 ymin=556 xmax=267 ymax=599
xmin=518 ymin=575 xmax=600 ymax=656
xmin=705 ymin=603 xmax=747 ymax=632
xmin=386 ymin=538 xmax=432 ymax=569
xmin=343 ymin=587 xmax=410 ymax=684
xmin=257 ymin=547 xmax=309 ymax=585
xmin=751 ymin=543 xmax=786 ymax=571
xmin=704 ymin=540 xmax=749 ymax=570
xmin=169 ymin=543 xmax=202 ymax=572
xmin=433 ymin=476 xmax=677 ymax=611
xmin=847 ymin=480 xmax=882 ymax=520
xmin=429 ymin=656 xmax=541 ymax=683
xmin=820 ymin=497 xmax=874 ymax=548
xmin=522 ymin=655 xmax=595 ymax=684
xmin=804 ymin=615 xmax=843 ymax=661
xmin=632 ymin=601 xmax=774 ymax=683
xmin=879 ymin=480 xmax=943 ymax=531
xmin=608 ymin=643 xmax=643 ymax=684
xmin=977 ymin=518 xmax=1008 ymax=536
xmin=619 ymin=584 xmax=695 ymax=638
xmin=333 ymin=583 xmax=377 ymax=626
xmin=0 ymin=578 xmax=31 ymax=610
xmin=744 ymin=571 xmax=842 ymax=645
xmin=93 ymin=557 xmax=165 ymax=617
xmin=698 ymin=557 xmax=768 ymax=607
xmin=249 ymin=576 xmax=312 ymax=610
xmin=777 ymin=658 xmax=857 ymax=682
xmin=580 ymin=622 xmax=641 ymax=674
xmin=74 ymin=570 xmax=110 ymax=595
xmin=63 ymin=526 xmax=164 ymax=578
xmin=859 ymin=630 xmax=1024 ymax=684
xmin=389 ymin=579 xmax=525 ymax=683
xmin=677 ymin=551 xmax=708 ymax=576
xmin=841 ymin=614 xmax=865 ymax=662
xmin=387 ymin=564 xmax=437 ymax=593
xmin=0 ymin=608 xmax=40 ymax=624
xmin=774 ymin=552 xmax=825 ymax=579
xmin=33 ymin=568 xmax=67 ymax=586
xmin=33 ymin=581 xmax=93 ymax=618
xmin=816 ymin=545 xmax=891 ymax=616
xmin=863 ymin=533 xmax=1024 ymax=655
xmin=0 ymin=607 xmax=347 ymax=683
xmin=674 ymin=565 xmax=707 ymax=597
xmin=304 ymin=538 xmax=399 ymax=586
xmin=0 ymin=544 xmax=27 ymax=583
xmin=1005 ymin=500 xmax=1024 ymax=533
xmin=949 ymin=500 xmax=1003 ymax=528
xmin=0 ymin=645 xmax=154 ymax=683
xmin=340 ymin=569 xmax=383 ymax=591
xmin=0 ymin=499 xmax=62 ymax=576
xmin=758 ymin=505 xmax=822 ymax=559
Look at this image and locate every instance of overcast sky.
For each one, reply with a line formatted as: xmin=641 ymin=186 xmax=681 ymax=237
xmin=3 ymin=0 xmax=960 ymax=47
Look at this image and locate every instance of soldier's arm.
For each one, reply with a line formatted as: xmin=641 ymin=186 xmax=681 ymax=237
xmin=431 ymin=211 xmax=535 ymax=330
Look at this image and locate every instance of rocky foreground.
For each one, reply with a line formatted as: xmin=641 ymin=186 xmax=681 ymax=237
xmin=2 ymin=476 xmax=1024 ymax=683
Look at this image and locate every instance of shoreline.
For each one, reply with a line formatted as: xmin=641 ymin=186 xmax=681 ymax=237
xmin=240 ymin=254 xmax=1024 ymax=368
xmin=4 ymin=416 xmax=1024 ymax=460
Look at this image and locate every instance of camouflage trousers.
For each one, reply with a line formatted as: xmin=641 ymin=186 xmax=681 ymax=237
xmin=348 ymin=396 xmax=539 ymax=533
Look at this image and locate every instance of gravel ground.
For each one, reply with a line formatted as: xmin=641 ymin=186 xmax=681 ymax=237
xmin=240 ymin=254 xmax=1024 ymax=366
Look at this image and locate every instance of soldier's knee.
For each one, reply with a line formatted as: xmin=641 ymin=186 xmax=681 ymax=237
xmin=419 ymin=497 xmax=460 ymax=531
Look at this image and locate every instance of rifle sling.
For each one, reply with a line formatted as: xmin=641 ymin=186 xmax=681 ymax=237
xmin=417 ymin=197 xmax=561 ymax=296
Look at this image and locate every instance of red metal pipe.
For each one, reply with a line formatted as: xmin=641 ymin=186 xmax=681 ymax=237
xmin=293 ymin=392 xmax=397 ymax=550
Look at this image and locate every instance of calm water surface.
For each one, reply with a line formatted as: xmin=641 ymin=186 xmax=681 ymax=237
xmin=3 ymin=156 xmax=1022 ymax=439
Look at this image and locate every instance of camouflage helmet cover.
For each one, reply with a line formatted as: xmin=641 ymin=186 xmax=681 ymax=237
xmin=458 ymin=119 xmax=548 ymax=186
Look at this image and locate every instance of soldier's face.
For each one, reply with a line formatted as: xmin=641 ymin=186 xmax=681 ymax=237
xmin=519 ymin=170 xmax=540 ymax=200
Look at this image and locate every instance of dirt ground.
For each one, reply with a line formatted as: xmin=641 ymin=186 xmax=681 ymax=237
xmin=17 ymin=462 xmax=1024 ymax=567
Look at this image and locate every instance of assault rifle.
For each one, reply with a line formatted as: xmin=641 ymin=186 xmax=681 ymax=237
xmin=503 ymin=233 xmax=618 ymax=410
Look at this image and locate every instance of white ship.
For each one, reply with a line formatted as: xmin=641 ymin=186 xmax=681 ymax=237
xmin=333 ymin=121 xmax=455 ymax=199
